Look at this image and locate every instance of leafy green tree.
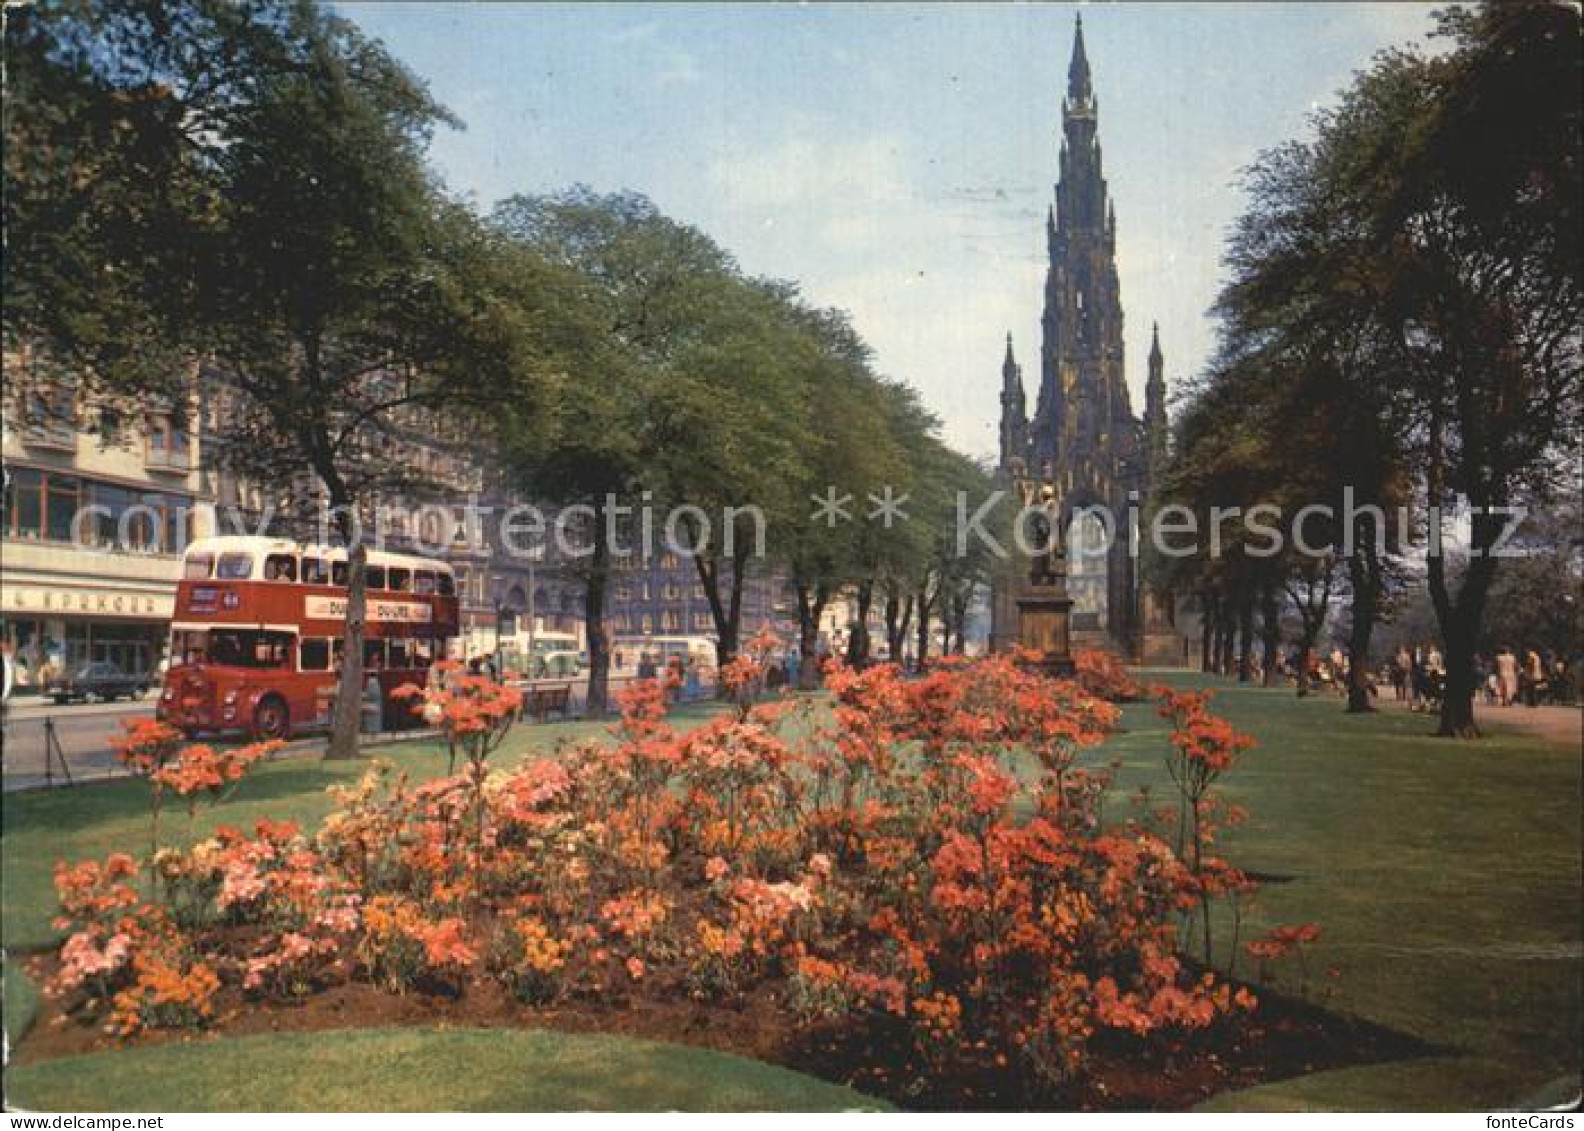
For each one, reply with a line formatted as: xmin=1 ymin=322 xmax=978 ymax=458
xmin=647 ymin=278 xmax=813 ymax=670
xmin=5 ymin=0 xmax=542 ymax=756
xmin=773 ymin=308 xmax=891 ymax=685
xmin=492 ymin=188 xmax=737 ymax=711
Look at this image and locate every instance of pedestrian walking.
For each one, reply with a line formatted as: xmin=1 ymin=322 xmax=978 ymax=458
xmin=1392 ymin=646 xmax=1410 ymax=702
xmin=1523 ymin=648 xmax=1545 ymax=707
xmin=1495 ymin=646 xmax=1519 ymax=707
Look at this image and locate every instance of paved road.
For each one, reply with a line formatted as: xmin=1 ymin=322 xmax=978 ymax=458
xmin=0 ymin=673 xmax=718 ymax=792
xmin=1 ymin=693 xmax=158 ymax=790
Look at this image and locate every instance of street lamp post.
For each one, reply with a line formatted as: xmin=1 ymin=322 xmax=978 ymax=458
xmin=526 ymin=549 xmax=538 ymax=682
xmin=490 ymin=574 xmax=505 ymax=679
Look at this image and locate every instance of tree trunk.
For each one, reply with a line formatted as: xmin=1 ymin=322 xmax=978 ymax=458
xmin=727 ymin=546 xmax=748 ymax=655
xmin=1199 ymin=592 xmax=1215 ymax=673
xmin=1236 ymin=590 xmax=1255 ymax=683
xmin=583 ymin=508 xmax=611 ymax=716
xmin=1424 ymin=411 xmax=1500 ymax=738
xmin=915 ymin=582 xmax=936 ymax=673
xmin=846 ymin=578 xmax=874 ymax=668
xmin=1218 ymin=605 xmax=1236 ymax=677
xmin=325 ymin=540 xmax=367 ymax=760
xmin=1430 ymin=550 xmax=1498 ymax=738
xmin=1259 ymin=582 xmax=1281 ymax=688
xmin=1344 ymin=545 xmax=1381 ymax=714
xmin=793 ymin=580 xmax=827 ymax=691
xmin=882 ymin=586 xmax=913 ymax=666
xmin=696 ymin=543 xmax=750 ymax=679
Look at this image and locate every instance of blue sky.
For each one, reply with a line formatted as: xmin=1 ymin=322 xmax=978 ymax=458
xmin=339 ymin=1 xmax=1443 ymax=459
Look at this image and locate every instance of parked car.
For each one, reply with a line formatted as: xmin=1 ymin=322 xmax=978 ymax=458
xmin=43 ymin=661 xmax=149 ymax=704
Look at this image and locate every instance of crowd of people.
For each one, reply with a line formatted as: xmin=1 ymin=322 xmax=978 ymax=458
xmin=1384 ymin=644 xmax=1576 ymax=712
xmin=1253 ymin=642 xmax=1578 ymax=713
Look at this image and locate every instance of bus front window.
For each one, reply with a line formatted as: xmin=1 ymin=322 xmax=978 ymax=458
xmin=264 ymin=553 xmax=298 ymax=582
xmin=183 ymin=554 xmax=214 ymax=580
xmin=216 ymin=553 xmax=253 ymax=580
xmin=171 ymin=630 xmax=208 ymax=665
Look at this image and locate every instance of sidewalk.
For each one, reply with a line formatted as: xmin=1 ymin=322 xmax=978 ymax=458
xmin=1375 ymin=692 xmax=1583 ymax=747
xmin=1 ymin=722 xmax=445 ymax=794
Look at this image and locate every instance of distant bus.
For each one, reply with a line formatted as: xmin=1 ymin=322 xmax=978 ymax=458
xmin=610 ymin=635 xmax=717 ymax=680
xmin=498 ymin=631 xmax=584 ymax=678
xmin=156 ymin=536 xmax=459 ymax=739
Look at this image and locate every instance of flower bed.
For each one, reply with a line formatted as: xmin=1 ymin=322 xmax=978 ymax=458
xmin=1074 ymin=649 xmax=1144 ymax=703
xmin=35 ymin=649 xmax=1335 ymax=1108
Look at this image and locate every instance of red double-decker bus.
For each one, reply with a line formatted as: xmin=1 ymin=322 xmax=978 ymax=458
xmin=156 ymin=536 xmax=459 ymax=739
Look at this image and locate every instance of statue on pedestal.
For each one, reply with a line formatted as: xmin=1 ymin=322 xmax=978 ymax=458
xmin=1007 ymin=457 xmax=1075 ymax=676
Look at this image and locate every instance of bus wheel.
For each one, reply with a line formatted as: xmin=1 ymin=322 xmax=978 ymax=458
xmin=252 ymin=696 xmax=290 ymax=741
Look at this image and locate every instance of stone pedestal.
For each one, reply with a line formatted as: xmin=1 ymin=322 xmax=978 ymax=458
xmin=1016 ymin=583 xmax=1076 ymax=677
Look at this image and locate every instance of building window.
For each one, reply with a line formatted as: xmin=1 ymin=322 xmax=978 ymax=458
xmin=3 ymin=470 xmax=192 ymax=552
xmin=4 ymin=468 xmax=83 ymax=543
xmin=22 ymin=381 xmax=76 ymax=448
xmin=146 ymin=412 xmax=192 ymax=470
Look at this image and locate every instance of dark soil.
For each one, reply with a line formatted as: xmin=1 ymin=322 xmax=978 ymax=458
xmin=16 ymin=952 xmax=1434 ymax=1111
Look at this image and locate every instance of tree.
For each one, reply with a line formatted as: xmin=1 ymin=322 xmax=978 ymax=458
xmin=1267 ymin=3 xmax=1583 ymax=733
xmin=647 ymin=278 xmax=814 ymax=672
xmin=5 ymin=0 xmax=542 ymax=756
xmin=492 ymin=188 xmax=737 ymax=713
xmin=840 ymin=380 xmax=934 ymax=668
xmin=773 ymin=308 xmax=890 ymax=686
xmin=1391 ymin=4 xmax=1581 ymax=734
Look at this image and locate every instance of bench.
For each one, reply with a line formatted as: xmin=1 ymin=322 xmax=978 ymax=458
xmin=523 ymin=684 xmax=573 ymax=723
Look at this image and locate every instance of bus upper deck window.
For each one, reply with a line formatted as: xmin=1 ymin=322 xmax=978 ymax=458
xmin=437 ymin=572 xmax=456 ymax=597
xmin=415 ymin=570 xmax=436 ymax=595
xmin=388 ymin=568 xmax=412 ymax=592
xmin=332 ymin=561 xmax=349 ymax=587
xmin=302 ymin=557 xmax=328 ymax=585
xmin=183 ymin=554 xmax=214 ymax=580
xmin=216 ymin=553 xmax=253 ymax=580
xmin=264 ymin=554 xmax=297 ymax=582
xmin=366 ymin=565 xmax=387 ymax=590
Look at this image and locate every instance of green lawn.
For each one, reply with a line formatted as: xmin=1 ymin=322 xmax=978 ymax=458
xmin=3 ymin=676 xmax=1579 ymax=1111
xmin=1111 ymin=673 xmax=1582 ymax=1111
xmin=4 ymin=1028 xmax=890 ymax=1112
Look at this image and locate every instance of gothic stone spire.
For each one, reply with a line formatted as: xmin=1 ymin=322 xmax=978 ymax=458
xmin=999 ymin=333 xmax=1028 ymax=468
xmin=1145 ymin=322 xmax=1168 ymax=476
xmin=1068 ymin=12 xmax=1093 ymax=107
